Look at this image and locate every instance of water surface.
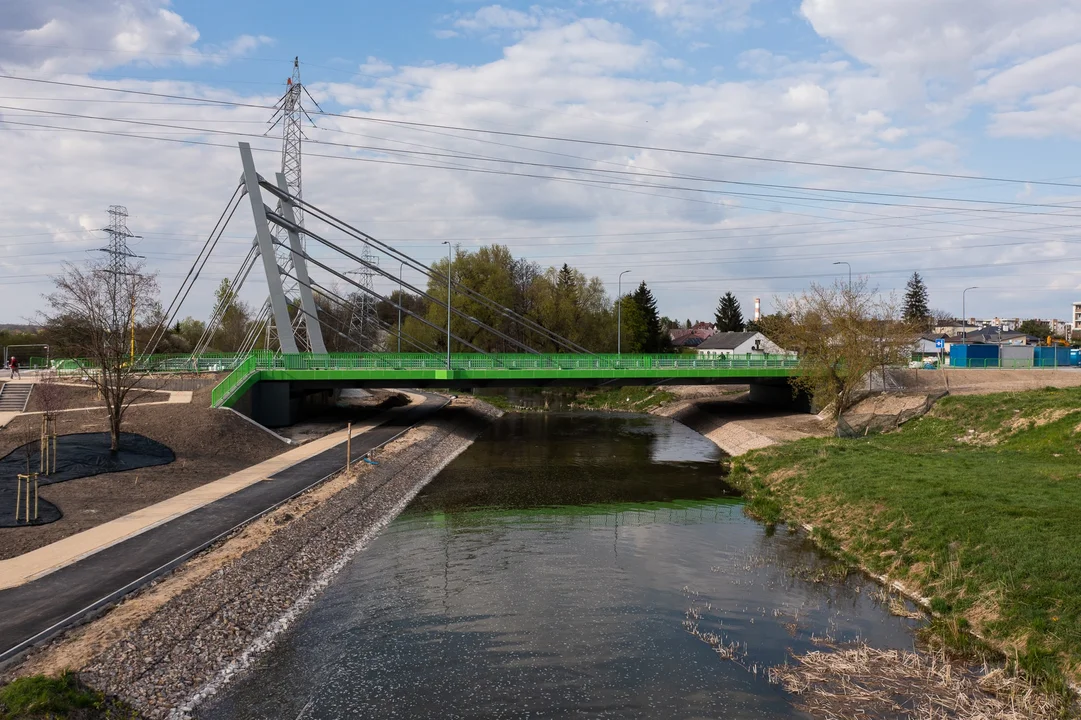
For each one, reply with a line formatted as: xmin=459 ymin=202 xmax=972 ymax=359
xmin=202 ymin=413 xmax=918 ymax=719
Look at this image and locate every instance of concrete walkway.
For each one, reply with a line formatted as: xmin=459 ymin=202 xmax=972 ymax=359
xmin=0 ymin=393 xmax=447 ymax=663
xmin=0 ymin=412 xmax=386 ymax=591
xmin=0 ymin=381 xmax=194 ymax=429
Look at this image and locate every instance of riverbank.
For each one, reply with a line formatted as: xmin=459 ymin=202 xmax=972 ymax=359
xmin=2 ymin=399 xmax=501 ymax=719
xmin=728 ymin=386 xmax=1081 ymax=711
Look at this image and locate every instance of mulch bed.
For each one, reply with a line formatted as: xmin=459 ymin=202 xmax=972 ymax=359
xmin=0 ymin=433 xmax=175 ymax=528
xmin=0 ymin=387 xmax=290 ymax=560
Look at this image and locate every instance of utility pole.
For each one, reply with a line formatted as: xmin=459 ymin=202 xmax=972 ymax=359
xmin=442 ymin=241 xmax=453 ymax=369
xmin=346 ymin=244 xmax=380 ymax=350
xmin=617 ymin=269 xmax=630 ymax=357
xmin=398 ymin=261 xmax=404 ymax=354
xmin=963 ymin=286 xmax=978 ymax=346
xmin=235 ymin=57 xmax=326 ymax=355
xmin=99 ymin=206 xmax=142 ymax=357
xmin=833 ymin=261 xmax=851 ymax=289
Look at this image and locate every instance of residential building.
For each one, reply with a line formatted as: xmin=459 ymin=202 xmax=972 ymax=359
xmin=1073 ymin=301 xmax=1081 ymax=331
xmin=696 ymin=331 xmax=785 ymax=358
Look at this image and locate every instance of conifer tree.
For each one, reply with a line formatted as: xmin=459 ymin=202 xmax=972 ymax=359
xmin=632 ymin=281 xmax=667 ymax=352
xmin=714 ymin=291 xmax=745 ymax=332
xmin=903 ymin=272 xmax=931 ymax=328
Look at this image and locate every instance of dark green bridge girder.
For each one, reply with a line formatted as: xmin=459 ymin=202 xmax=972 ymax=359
xmin=211 ymin=352 xmax=800 ymax=409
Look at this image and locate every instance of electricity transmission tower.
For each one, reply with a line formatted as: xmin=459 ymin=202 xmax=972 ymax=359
xmin=347 ymin=244 xmax=381 ymax=350
xmin=98 ymin=205 xmax=142 ymax=356
xmin=212 ymin=57 xmax=326 ymax=357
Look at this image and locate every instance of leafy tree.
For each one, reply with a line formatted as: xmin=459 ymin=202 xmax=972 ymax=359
xmin=714 ymin=292 xmax=745 ymax=332
xmin=685 ymin=318 xmax=691 ymax=329
xmin=767 ymin=279 xmax=916 ymax=422
xmin=617 ymin=295 xmax=647 ymax=353
xmin=211 ymin=278 xmax=252 ymax=352
xmin=1018 ymin=319 xmax=1052 ymax=338
xmin=903 ymin=272 xmax=931 ymax=328
xmin=747 ymin=311 xmax=787 ymax=334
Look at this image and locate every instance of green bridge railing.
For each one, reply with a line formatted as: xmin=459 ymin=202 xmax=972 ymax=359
xmin=209 ymin=352 xmax=801 ymax=408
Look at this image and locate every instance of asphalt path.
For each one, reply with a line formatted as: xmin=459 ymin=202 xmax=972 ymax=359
xmin=0 ymin=393 xmax=448 ymax=664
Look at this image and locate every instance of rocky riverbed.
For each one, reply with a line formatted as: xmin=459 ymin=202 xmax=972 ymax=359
xmin=6 ymin=399 xmax=500 ymax=718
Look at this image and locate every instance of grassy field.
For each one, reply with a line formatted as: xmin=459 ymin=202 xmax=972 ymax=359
xmin=729 ymin=386 xmax=1081 ymax=703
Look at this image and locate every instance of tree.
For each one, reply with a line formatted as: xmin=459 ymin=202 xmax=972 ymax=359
xmin=42 ymin=260 xmax=160 ymax=451
xmin=714 ymin=292 xmax=745 ymax=332
xmin=902 ymin=272 xmax=931 ymax=328
xmin=211 ymin=278 xmax=252 ymax=352
xmin=1018 ymin=319 xmax=1052 ymax=338
xmin=631 ymin=281 xmax=668 ymax=352
xmin=766 ymin=279 xmax=916 ymax=422
xmin=747 ymin=311 xmax=787 ymax=334
xmin=617 ymin=295 xmax=647 ymax=353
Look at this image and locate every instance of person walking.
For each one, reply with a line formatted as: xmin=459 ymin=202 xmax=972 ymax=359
xmin=8 ymin=356 xmax=19 ymax=379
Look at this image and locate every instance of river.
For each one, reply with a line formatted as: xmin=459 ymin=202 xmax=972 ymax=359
xmin=201 ymin=412 xmax=920 ymax=719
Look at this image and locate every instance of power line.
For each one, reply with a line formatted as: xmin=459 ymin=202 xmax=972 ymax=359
xmin=5 ymin=114 xmax=1081 ymax=222
xmin=4 ymin=73 xmax=1081 ymax=190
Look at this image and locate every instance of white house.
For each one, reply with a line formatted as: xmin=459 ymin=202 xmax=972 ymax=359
xmin=695 ymin=331 xmax=785 ymax=358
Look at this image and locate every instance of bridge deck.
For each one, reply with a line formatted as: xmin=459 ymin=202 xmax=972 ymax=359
xmin=209 ymin=353 xmax=799 ymax=408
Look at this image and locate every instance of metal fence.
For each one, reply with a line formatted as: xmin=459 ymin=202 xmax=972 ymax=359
xmin=208 ymin=352 xmax=801 ymax=407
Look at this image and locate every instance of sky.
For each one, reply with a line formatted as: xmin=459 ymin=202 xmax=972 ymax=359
xmin=3 ymin=0 xmax=1081 ymax=328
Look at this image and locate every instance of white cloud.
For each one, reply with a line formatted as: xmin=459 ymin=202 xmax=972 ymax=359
xmin=0 ymin=0 xmax=271 ymax=73
xmin=455 ymin=5 xmax=543 ymax=32
xmin=801 ymin=0 xmax=1081 ymax=103
xmin=610 ymin=0 xmax=760 ymax=32
xmin=2 ymin=5 xmax=1080 ymax=325
xmin=359 ymin=56 xmax=394 ymax=76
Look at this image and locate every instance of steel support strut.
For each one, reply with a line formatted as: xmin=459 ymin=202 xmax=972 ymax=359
xmin=275 ymin=172 xmax=326 ymax=354
xmin=239 ymin=142 xmax=299 ymax=354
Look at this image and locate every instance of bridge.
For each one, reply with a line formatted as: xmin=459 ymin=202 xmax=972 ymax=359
xmin=208 ymin=352 xmax=799 ymax=424
xmin=139 ymin=143 xmax=801 ymax=427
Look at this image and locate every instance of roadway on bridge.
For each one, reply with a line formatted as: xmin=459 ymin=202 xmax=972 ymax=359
xmin=0 ymin=392 xmax=449 ymax=664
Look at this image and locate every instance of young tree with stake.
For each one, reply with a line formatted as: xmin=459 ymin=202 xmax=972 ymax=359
xmin=42 ymin=261 xmax=160 ymax=451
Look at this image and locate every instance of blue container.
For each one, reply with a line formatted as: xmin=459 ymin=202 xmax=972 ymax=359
xmin=1034 ymin=347 xmax=1071 ymax=367
xmin=1071 ymin=348 xmax=1081 ymax=367
xmin=950 ymin=344 xmax=998 ymax=368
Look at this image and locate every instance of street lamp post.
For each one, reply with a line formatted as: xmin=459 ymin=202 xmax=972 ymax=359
xmin=833 ymin=261 xmax=851 ymax=289
xmin=397 ymin=261 xmax=404 ymax=354
xmin=617 ymin=269 xmax=630 ymax=357
xmin=442 ymin=241 xmax=453 ymax=369
xmin=962 ymin=286 xmax=978 ymax=345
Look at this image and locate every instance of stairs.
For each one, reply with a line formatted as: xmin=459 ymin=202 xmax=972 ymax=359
xmin=0 ymin=383 xmax=32 ymax=412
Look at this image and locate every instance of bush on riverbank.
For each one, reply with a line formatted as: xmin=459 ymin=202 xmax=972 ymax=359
xmin=729 ymin=386 xmax=1081 ymax=708
xmin=0 ymin=673 xmax=137 ymax=719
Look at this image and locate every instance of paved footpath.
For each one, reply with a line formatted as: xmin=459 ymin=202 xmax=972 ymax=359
xmin=0 ymin=393 xmax=448 ymax=663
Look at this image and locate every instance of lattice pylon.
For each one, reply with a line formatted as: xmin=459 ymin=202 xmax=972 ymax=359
xmin=347 ymin=245 xmax=382 ymax=351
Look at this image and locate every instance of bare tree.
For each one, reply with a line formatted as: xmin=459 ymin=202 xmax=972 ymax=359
xmin=41 ymin=260 xmax=159 ymax=451
xmin=764 ymin=278 xmax=917 ymax=422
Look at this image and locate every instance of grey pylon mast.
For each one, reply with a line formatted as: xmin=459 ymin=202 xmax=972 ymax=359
xmin=241 ymin=57 xmax=326 ymax=354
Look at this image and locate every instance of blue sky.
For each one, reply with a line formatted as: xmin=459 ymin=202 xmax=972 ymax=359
xmin=3 ymin=0 xmax=1081 ymax=325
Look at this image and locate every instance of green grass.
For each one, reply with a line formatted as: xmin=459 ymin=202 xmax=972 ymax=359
xmin=729 ymin=386 xmax=1081 ymax=704
xmin=0 ymin=673 xmax=136 ymax=719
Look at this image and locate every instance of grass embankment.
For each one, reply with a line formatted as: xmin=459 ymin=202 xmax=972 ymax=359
xmin=0 ymin=673 xmax=136 ymax=719
xmin=730 ymin=386 xmax=1081 ymax=705
xmin=472 ymin=386 xmax=676 ymax=413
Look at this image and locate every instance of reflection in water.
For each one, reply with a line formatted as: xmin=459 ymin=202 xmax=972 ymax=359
xmin=201 ymin=413 xmax=918 ymax=720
